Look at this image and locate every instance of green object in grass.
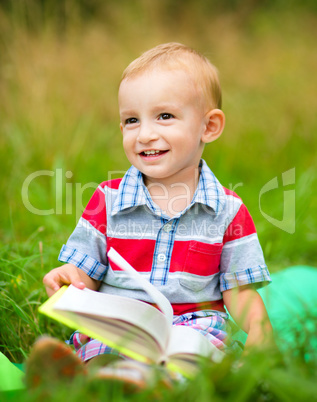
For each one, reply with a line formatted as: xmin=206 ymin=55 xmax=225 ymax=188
xmin=260 ymin=265 xmax=317 ymax=352
xmin=0 ymin=352 xmax=25 ymax=391
xmin=232 ymin=266 xmax=317 ymax=353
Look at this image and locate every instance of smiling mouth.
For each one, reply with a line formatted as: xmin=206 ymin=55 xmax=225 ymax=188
xmin=140 ymin=150 xmax=168 ymax=156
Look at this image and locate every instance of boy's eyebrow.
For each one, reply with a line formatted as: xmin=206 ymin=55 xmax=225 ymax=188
xmin=152 ymin=103 xmax=181 ymax=112
xmin=119 ymin=109 xmax=136 ymax=118
xmin=120 ymin=103 xmax=182 ymax=117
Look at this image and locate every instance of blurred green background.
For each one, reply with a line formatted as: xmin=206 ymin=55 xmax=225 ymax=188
xmin=0 ymin=0 xmax=316 ymax=361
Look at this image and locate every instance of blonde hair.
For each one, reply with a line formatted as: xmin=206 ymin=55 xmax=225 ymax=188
xmin=121 ymin=42 xmax=222 ymax=109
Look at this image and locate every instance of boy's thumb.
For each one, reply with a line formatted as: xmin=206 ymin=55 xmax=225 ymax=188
xmin=73 ymin=281 xmax=86 ymax=290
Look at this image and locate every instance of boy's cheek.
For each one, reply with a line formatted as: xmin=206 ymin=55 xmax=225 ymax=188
xmin=122 ymin=138 xmax=132 ymax=152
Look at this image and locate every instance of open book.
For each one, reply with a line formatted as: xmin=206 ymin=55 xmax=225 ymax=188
xmin=39 ymin=248 xmax=224 ymax=377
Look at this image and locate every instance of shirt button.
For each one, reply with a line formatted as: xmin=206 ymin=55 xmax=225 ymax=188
xmin=157 ymin=253 xmax=166 ymax=262
xmin=163 ymin=223 xmax=172 ymax=233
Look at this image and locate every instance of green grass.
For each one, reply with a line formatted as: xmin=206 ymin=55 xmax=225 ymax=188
xmin=1 ymin=345 xmax=317 ymax=401
xmin=0 ymin=1 xmax=317 ymax=400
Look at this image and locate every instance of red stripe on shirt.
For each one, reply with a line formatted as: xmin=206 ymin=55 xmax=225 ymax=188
xmin=171 ymin=300 xmax=225 ymax=315
xmin=81 ymin=179 xmax=122 ymax=235
xmin=101 ymin=179 xmax=122 ymax=190
xmin=82 ymin=187 xmax=107 ymax=235
xmin=107 ymin=238 xmax=156 ymax=273
xmin=223 ymin=203 xmax=256 ymax=243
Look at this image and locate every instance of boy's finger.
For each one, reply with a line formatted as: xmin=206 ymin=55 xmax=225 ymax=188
xmin=43 ymin=271 xmax=61 ymax=291
xmin=43 ymin=272 xmax=64 ymax=297
xmin=66 ymin=269 xmax=86 ymax=290
xmin=43 ymin=269 xmax=71 ymax=295
xmin=43 ymin=267 xmax=86 ymax=297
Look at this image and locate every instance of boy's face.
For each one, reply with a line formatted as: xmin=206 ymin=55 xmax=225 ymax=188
xmin=119 ymin=68 xmax=208 ymax=187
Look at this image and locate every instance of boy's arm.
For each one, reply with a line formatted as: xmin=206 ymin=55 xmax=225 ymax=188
xmin=222 ymin=286 xmax=273 ymax=350
xmin=43 ymin=264 xmax=101 ymax=297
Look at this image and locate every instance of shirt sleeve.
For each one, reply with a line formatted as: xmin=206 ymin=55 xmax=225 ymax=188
xmin=219 ymin=202 xmax=271 ymax=292
xmin=58 ymin=184 xmax=109 ymax=281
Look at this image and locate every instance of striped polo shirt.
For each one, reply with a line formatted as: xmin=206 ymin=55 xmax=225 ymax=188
xmin=59 ymin=159 xmax=271 ymax=316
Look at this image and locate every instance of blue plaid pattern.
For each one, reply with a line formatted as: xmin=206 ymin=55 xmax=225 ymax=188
xmin=220 ymin=265 xmax=269 ymax=291
xmin=58 ymin=245 xmax=106 ymax=281
xmin=150 ymin=218 xmax=179 ymax=285
xmin=111 ymin=168 xmax=146 ymax=215
xmin=193 ymin=160 xmax=226 ymax=216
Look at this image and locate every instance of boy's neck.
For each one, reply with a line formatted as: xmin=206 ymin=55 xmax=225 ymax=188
xmin=143 ymin=167 xmax=200 ymax=218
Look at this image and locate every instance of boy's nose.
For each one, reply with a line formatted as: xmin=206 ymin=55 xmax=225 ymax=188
xmin=137 ymin=123 xmax=159 ymax=144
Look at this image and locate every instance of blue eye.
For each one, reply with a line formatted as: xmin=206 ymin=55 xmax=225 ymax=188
xmin=159 ymin=113 xmax=174 ymax=120
xmin=125 ymin=117 xmax=138 ymax=125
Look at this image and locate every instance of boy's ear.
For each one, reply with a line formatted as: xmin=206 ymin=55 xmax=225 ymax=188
xmin=201 ymin=109 xmax=225 ymax=144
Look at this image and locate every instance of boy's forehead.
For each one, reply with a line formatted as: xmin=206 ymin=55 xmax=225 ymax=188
xmin=119 ymin=68 xmax=202 ymax=111
xmin=119 ymin=67 xmax=199 ymax=96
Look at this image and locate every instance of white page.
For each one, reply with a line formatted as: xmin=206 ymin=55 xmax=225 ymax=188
xmin=166 ymin=326 xmax=225 ymax=363
xmin=108 ymin=247 xmax=174 ymax=326
xmin=59 ymin=310 xmax=164 ymax=362
xmin=54 ymin=285 xmax=169 ymax=351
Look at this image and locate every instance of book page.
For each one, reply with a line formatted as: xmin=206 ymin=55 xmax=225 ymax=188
xmin=53 ymin=285 xmax=170 ymax=353
xmin=59 ymin=310 xmax=164 ymax=362
xmin=165 ymin=326 xmax=225 ymax=367
xmin=108 ymin=248 xmax=174 ymax=326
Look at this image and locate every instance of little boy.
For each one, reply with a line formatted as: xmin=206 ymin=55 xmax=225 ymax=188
xmin=31 ymin=43 xmax=273 ymax=387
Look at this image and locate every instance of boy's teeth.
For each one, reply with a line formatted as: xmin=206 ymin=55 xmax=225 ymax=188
xmin=144 ymin=150 xmax=161 ymax=155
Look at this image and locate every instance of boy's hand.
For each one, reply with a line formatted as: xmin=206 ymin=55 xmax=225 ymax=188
xmin=43 ymin=264 xmax=86 ymax=297
xmin=223 ymin=285 xmax=274 ymax=350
